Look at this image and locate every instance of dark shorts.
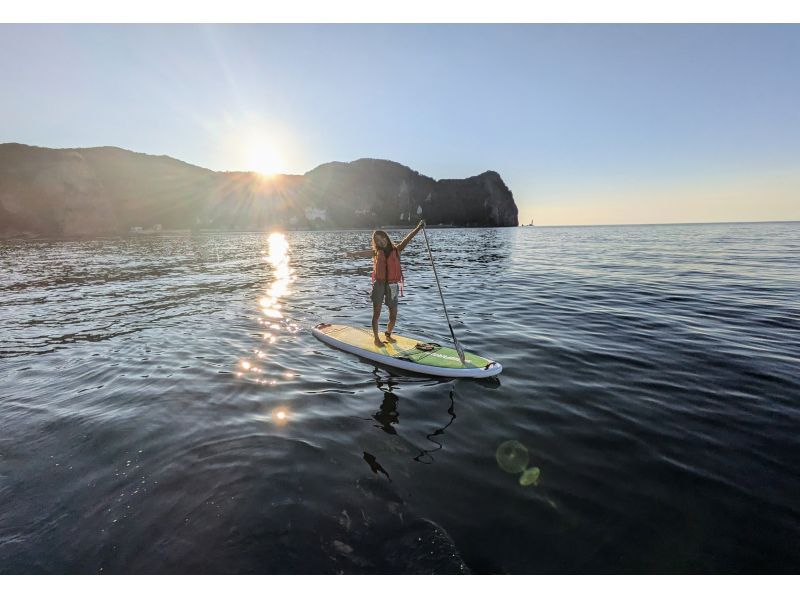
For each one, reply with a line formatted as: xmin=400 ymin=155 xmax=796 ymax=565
xmin=371 ymin=281 xmax=399 ymax=309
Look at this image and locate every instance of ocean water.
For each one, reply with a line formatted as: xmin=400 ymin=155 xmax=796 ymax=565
xmin=0 ymin=222 xmax=798 ymax=573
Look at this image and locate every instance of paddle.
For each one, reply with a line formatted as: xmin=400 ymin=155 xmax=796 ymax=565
xmin=420 ymin=222 xmax=467 ymax=365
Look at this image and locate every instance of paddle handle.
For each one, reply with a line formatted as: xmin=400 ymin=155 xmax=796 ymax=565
xmin=421 ymin=223 xmax=466 ymax=365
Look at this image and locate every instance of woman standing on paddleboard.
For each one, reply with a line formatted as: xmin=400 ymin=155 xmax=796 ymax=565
xmin=346 ymin=220 xmax=425 ymax=346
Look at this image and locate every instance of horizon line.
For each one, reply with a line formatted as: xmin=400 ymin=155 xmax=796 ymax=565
xmin=531 ymin=219 xmax=799 ymax=228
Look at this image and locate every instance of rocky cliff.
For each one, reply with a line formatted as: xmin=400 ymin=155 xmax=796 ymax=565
xmin=0 ymin=143 xmax=518 ymax=236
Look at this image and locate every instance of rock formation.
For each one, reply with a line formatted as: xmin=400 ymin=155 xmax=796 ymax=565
xmin=0 ymin=143 xmax=518 ymax=236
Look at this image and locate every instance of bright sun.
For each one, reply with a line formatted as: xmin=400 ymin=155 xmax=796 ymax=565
xmin=246 ymin=142 xmax=285 ymax=177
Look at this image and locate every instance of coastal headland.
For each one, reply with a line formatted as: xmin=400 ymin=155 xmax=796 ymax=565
xmin=0 ymin=143 xmax=519 ymax=237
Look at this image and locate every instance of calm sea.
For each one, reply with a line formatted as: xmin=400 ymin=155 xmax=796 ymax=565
xmin=1 ymin=222 xmax=798 ymax=573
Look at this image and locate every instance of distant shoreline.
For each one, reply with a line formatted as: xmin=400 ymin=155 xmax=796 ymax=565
xmin=2 ymin=220 xmax=797 ymax=241
xmin=0 ymin=224 xmax=500 ymax=240
xmin=531 ymin=220 xmax=800 ymax=228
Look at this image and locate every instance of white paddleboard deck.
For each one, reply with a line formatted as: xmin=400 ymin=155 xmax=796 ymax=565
xmin=312 ymin=323 xmax=502 ymax=379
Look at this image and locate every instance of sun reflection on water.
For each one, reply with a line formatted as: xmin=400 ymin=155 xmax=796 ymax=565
xmin=270 ymin=406 xmax=290 ymax=426
xmin=235 ymin=232 xmax=298 ymax=421
xmin=259 ymin=232 xmax=293 ymax=320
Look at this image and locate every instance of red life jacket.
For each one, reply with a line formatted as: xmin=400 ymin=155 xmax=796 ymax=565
xmin=372 ymin=248 xmax=404 ymax=293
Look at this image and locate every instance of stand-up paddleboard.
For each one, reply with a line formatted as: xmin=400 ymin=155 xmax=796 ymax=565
xmin=312 ymin=323 xmax=502 ymax=378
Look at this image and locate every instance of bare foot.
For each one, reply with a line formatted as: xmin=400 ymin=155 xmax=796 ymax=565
xmin=373 ymin=337 xmax=385 ymax=346
xmin=384 ymin=332 xmax=396 ymax=342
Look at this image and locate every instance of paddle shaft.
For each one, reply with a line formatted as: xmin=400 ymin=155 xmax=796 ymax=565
xmin=420 ymin=224 xmax=466 ymax=365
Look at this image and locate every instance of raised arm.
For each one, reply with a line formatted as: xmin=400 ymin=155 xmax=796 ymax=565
xmin=396 ymin=220 xmax=425 ymax=252
xmin=345 ymin=248 xmax=374 ymax=258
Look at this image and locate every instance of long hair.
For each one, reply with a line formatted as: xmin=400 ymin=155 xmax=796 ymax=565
xmin=371 ymin=230 xmax=395 ymax=256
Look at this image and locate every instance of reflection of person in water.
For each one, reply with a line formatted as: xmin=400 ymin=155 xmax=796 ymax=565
xmin=373 ymin=391 xmax=400 ymax=435
xmin=345 ymin=221 xmax=425 ymax=346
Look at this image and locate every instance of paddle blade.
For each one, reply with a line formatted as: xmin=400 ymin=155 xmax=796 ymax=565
xmin=454 ymin=339 xmax=466 ymax=365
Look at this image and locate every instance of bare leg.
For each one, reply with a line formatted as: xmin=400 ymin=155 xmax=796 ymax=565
xmin=386 ymin=305 xmax=398 ymax=340
xmin=372 ymin=302 xmax=384 ymax=345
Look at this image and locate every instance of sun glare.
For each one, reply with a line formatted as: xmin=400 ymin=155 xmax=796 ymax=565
xmin=246 ymin=141 xmax=285 ymax=177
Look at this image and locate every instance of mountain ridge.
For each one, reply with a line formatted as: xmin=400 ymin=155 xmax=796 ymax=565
xmin=0 ymin=143 xmax=519 ymax=236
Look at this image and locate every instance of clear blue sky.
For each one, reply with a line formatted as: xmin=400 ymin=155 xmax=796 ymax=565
xmin=1 ymin=24 xmax=799 ymax=224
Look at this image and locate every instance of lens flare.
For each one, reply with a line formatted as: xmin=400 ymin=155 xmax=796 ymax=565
xmin=519 ymin=467 xmax=541 ymax=486
xmin=495 ymin=440 xmax=529 ymax=474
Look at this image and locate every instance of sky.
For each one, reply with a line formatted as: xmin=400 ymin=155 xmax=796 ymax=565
xmin=1 ymin=23 xmax=799 ymax=225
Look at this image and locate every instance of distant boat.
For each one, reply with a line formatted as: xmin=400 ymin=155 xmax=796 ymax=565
xmin=525 ymin=219 xmax=535 ymax=227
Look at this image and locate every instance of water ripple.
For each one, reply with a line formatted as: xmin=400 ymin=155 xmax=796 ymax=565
xmin=1 ymin=223 xmax=799 ymax=573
